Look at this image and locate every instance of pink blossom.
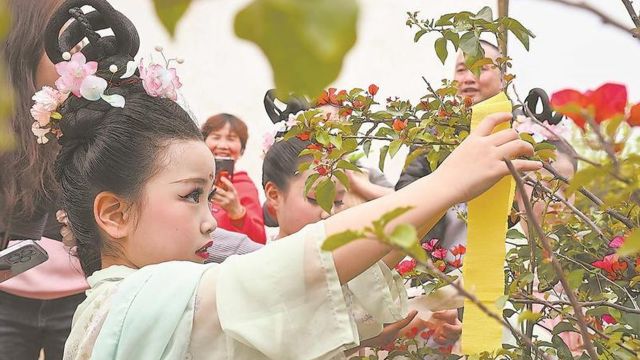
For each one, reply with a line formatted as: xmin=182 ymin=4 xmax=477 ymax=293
xmin=601 ymin=314 xmax=617 ymax=325
xmin=139 ymin=62 xmax=182 ymax=101
xmin=514 ymin=115 xmax=570 ymax=142
xmin=30 ymin=86 xmax=68 ymax=126
xmin=54 ymin=52 xmax=98 ymax=97
xmin=608 ymin=235 xmax=625 ymax=249
xmin=261 ymin=130 xmax=276 ymax=154
xmin=421 ymin=238 xmax=439 ymax=252
xmin=431 ymin=248 xmax=447 ymax=260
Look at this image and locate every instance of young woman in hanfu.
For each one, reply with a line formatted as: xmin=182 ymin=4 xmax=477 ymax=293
xmin=36 ymin=1 xmax=541 ymax=359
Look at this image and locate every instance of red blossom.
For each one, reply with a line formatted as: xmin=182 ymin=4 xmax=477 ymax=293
xmin=396 ymin=259 xmax=417 ymax=276
xmin=316 ymin=88 xmax=341 ymax=106
xmin=306 ymin=143 xmax=323 ymax=151
xmin=368 ymin=84 xmax=379 ymax=96
xmin=431 ymin=248 xmax=447 ymax=260
xmin=420 ymin=329 xmax=435 ymax=340
xmin=436 ymin=260 xmax=446 ymax=272
xmin=592 ymin=254 xmax=628 ymax=280
xmin=392 ymin=118 xmax=408 ymax=132
xmin=448 ymin=258 xmax=462 ymax=268
xmin=296 ymin=132 xmax=311 ymax=141
xmin=550 ymin=83 xmax=627 ymax=129
xmin=450 ymin=244 xmax=466 ymax=256
xmin=338 ymin=107 xmax=353 ymax=117
xmin=463 ymin=96 xmax=473 ymax=107
xmin=315 ymin=165 xmax=329 ymax=176
xmin=628 ymin=103 xmax=640 ymax=127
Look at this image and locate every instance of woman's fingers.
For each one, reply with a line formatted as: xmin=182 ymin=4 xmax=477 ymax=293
xmin=509 ymin=159 xmax=543 ymax=173
xmin=488 ymin=128 xmax=519 ymax=146
xmin=472 ymin=112 xmax=512 ymax=136
xmin=497 ymin=139 xmax=535 ymax=160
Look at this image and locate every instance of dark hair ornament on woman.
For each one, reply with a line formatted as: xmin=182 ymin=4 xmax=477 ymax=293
xmin=30 ymin=2 xmax=184 ymax=144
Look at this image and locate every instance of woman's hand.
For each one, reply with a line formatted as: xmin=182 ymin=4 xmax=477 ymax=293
xmin=360 ymin=310 xmax=419 ymax=349
xmin=212 ymin=177 xmax=245 ymax=219
xmin=435 ymin=112 xmax=542 ymax=204
xmin=426 ymin=309 xmax=462 ymax=345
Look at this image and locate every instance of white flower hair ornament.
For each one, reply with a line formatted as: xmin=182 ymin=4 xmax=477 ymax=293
xmin=30 ymin=47 xmax=183 ymax=143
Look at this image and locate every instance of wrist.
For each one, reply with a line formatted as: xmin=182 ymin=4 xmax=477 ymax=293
xmin=228 ymin=205 xmax=246 ymax=220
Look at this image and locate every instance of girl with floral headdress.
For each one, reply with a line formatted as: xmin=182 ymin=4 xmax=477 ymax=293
xmin=37 ymin=1 xmax=540 ymax=359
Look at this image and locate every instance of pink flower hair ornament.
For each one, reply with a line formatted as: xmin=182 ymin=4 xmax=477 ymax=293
xmin=31 ymin=47 xmax=184 ymax=143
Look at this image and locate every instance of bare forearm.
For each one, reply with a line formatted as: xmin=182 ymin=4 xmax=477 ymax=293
xmin=329 ymin=173 xmax=456 ymax=284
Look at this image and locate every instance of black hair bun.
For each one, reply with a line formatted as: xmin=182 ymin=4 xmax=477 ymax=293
xmin=44 ymin=0 xmax=139 ymax=65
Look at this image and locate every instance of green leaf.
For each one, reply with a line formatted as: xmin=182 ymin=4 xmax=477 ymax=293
xmin=234 ymin=0 xmax=358 ymax=97
xmin=379 ymin=206 xmax=413 ymax=227
xmin=618 ymin=229 xmax=640 ymax=257
xmin=336 ymin=159 xmax=361 ymax=172
xmin=474 ymin=6 xmax=493 ymax=22
xmin=506 ymin=228 xmax=526 ymax=239
xmin=434 ymin=37 xmax=448 ymax=64
xmin=316 ymin=178 xmax=336 ymax=213
xmin=304 ymin=172 xmax=320 ymax=195
xmin=552 ymin=321 xmax=578 ymax=335
xmin=316 ymin=130 xmax=330 ymax=146
xmin=378 ymin=145 xmax=389 ymax=171
xmin=435 ymin=13 xmax=456 ymax=26
xmin=388 ymin=224 xmax=426 ymax=262
xmin=362 ymin=139 xmax=372 ymax=157
xmin=388 ymin=139 xmax=402 ymax=158
xmin=414 ymin=29 xmax=427 ymax=43
xmin=330 ymin=134 xmax=343 ymax=150
xmin=444 ymin=31 xmax=460 ymax=50
xmin=502 ymin=17 xmax=535 ymax=51
xmin=517 ymin=310 xmax=542 ymax=324
xmin=322 ymin=229 xmax=364 ymax=251
xmin=333 ymin=170 xmax=350 ymax=191
xmin=495 ymin=295 xmax=509 ymax=310
xmin=459 ymin=31 xmax=480 ymax=57
xmin=152 ymin=0 xmax=193 ymax=38
xmin=388 ymin=223 xmax=418 ymax=249
xmin=566 ymin=268 xmax=585 ymax=289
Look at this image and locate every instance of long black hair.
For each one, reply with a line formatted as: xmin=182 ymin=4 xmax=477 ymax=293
xmin=45 ymin=0 xmax=202 ymax=275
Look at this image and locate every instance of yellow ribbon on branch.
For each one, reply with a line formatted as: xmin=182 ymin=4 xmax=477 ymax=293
xmin=461 ymin=92 xmax=514 ymax=354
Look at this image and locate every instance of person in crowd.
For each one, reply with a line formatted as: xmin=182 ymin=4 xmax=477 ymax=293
xmin=40 ymin=1 xmax=539 ymax=358
xmin=0 ymin=1 xmax=88 ymax=359
xmin=202 ymin=113 xmax=266 ymax=244
xmin=396 ymin=40 xmax=505 ymax=252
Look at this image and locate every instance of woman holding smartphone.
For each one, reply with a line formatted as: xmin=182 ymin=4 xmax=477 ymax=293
xmin=202 ymin=113 xmax=266 ymax=244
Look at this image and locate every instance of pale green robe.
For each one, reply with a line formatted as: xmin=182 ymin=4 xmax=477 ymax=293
xmin=63 ymin=221 xmax=407 ymax=360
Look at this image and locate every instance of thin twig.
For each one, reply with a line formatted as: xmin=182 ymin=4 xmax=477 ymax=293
xmin=621 ymin=0 xmax=640 ymax=28
xmin=513 ymin=297 xmax=640 ymax=357
xmin=506 ymin=158 xmax=600 ymax=359
xmin=542 ymin=163 xmax=636 ymax=229
xmin=540 ymin=0 xmax=640 ymax=38
xmin=555 ymin=252 xmax=639 ymax=310
xmin=342 ymin=136 xmax=459 ymax=146
xmin=417 ymin=258 xmax=551 ymax=360
xmin=523 ymin=176 xmax=605 ymax=238
xmin=421 ymin=77 xmax=445 ymax=108
xmin=511 ymin=298 xmax=640 ymax=315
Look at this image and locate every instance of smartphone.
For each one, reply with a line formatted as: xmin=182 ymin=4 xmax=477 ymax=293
xmin=215 ymin=157 xmax=235 ymax=187
xmin=0 ymin=240 xmax=49 ymax=283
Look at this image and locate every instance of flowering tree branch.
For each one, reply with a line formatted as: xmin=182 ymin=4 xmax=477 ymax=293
xmin=541 ymin=0 xmax=640 ymax=38
xmin=505 ymin=158 xmax=600 ymax=359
